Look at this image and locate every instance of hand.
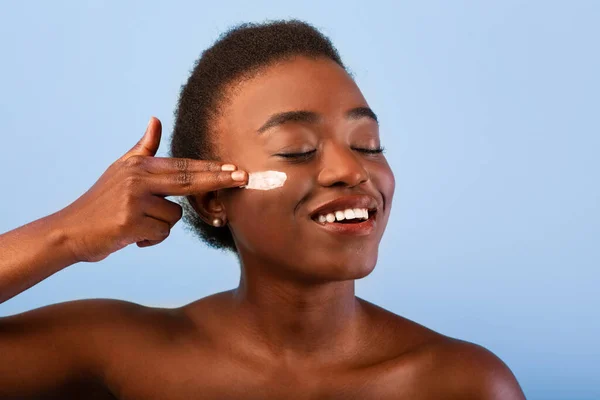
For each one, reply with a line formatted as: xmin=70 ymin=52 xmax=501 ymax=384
xmin=58 ymin=117 xmax=247 ymax=262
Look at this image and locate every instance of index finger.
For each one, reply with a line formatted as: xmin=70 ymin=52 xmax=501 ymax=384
xmin=137 ymin=157 xmax=239 ymax=174
xmin=147 ymin=169 xmax=248 ymax=196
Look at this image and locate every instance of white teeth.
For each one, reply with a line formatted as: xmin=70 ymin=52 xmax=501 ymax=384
xmin=315 ymin=208 xmax=370 ymax=224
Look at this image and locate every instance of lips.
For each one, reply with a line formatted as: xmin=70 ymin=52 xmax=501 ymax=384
xmin=309 ymin=194 xmax=379 ymax=221
xmin=313 ymin=215 xmax=376 ymax=236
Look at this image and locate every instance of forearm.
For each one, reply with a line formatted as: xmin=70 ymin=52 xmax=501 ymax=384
xmin=0 ymin=209 xmax=78 ymax=304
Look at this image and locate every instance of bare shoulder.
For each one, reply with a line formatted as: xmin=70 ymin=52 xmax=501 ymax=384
xmin=0 ymin=298 xmax=182 ymax=399
xmin=4 ymin=298 xmax=203 ymax=370
xmin=356 ymin=299 xmax=526 ymax=399
xmin=418 ymin=337 xmax=527 ymax=399
xmin=1 ymin=298 xmax=172 ymax=332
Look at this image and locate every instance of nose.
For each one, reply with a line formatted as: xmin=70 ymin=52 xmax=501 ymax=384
xmin=317 ymin=142 xmax=369 ymax=188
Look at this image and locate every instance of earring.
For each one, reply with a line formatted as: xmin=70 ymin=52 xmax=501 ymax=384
xmin=212 ymin=218 xmax=223 ymax=227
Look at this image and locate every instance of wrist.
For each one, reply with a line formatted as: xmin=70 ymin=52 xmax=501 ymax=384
xmin=46 ymin=208 xmax=82 ymax=265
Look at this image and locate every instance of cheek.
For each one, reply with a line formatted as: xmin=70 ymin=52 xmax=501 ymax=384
xmin=370 ymin=162 xmax=395 ymax=214
xmin=223 ymin=173 xmax=312 ymax=249
xmin=234 ymin=190 xmax=288 ymax=218
xmin=229 ymin=167 xmax=313 ymax=217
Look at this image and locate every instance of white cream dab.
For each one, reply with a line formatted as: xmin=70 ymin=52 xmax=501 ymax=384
xmin=243 ymin=170 xmax=287 ymax=190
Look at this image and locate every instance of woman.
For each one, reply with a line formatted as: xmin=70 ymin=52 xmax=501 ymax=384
xmin=0 ymin=20 xmax=525 ymax=399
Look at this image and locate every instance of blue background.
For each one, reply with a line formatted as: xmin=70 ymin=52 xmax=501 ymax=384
xmin=1 ymin=1 xmax=598 ymax=398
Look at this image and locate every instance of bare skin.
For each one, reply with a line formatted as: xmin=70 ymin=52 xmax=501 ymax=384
xmin=0 ymin=56 xmax=526 ymax=399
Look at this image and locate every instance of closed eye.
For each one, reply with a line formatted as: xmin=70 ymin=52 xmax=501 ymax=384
xmin=275 ymin=147 xmax=385 ymax=162
xmin=276 ymin=149 xmax=317 ymax=161
xmin=353 ymin=146 xmax=385 ymax=155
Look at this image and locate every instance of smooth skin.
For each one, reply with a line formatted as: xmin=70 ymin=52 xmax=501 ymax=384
xmin=0 ymin=56 xmax=526 ymax=399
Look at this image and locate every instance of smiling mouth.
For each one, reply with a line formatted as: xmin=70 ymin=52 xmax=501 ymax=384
xmin=311 ymin=208 xmax=378 ymax=225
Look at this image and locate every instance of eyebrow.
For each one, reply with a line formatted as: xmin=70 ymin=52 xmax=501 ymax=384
xmin=256 ymin=107 xmax=378 ymax=134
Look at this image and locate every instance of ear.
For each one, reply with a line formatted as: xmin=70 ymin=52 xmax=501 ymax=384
xmin=186 ymin=191 xmax=227 ymax=226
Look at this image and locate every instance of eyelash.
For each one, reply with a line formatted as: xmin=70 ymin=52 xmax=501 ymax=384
xmin=277 ymin=147 xmax=385 ymax=161
xmin=356 ymin=147 xmax=386 ymax=155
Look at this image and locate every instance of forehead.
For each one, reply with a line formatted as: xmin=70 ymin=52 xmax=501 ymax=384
xmin=216 ymin=56 xmax=368 ymax=135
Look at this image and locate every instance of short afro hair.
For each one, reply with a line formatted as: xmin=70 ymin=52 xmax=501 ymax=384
xmin=169 ymin=19 xmax=347 ymax=253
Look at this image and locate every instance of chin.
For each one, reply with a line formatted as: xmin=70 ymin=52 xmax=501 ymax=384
xmin=343 ymin=259 xmax=377 ymax=280
xmin=309 ymin=252 xmax=378 ymax=282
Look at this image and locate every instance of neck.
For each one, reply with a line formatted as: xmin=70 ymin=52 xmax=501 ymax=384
xmin=231 ymin=263 xmax=363 ymax=362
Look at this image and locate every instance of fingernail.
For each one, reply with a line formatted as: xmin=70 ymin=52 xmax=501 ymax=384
xmin=147 ymin=117 xmax=153 ymax=130
xmin=221 ymin=164 xmax=236 ymax=171
xmin=231 ymin=171 xmax=246 ymax=181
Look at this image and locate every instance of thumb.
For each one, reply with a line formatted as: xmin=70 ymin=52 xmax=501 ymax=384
xmin=123 ymin=117 xmax=162 ymax=159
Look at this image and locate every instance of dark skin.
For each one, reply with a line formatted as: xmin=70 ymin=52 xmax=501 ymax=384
xmin=0 ymin=56 xmax=526 ymax=399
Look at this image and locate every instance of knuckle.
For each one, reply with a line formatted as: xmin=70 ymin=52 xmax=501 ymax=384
xmin=123 ymin=174 xmax=141 ymax=190
xmin=123 ymin=155 xmax=145 ymax=169
xmin=174 ymin=158 xmax=189 ymax=172
xmin=158 ymin=221 xmax=171 ymax=237
xmin=215 ymin=172 xmax=230 ymax=184
xmin=115 ymin=211 xmax=131 ymax=230
xmin=168 ymin=202 xmax=183 ymax=222
xmin=124 ymin=193 xmax=137 ymax=211
xmin=204 ymin=161 xmax=221 ymax=172
xmin=175 ymin=204 xmax=183 ymax=220
xmin=175 ymin=171 xmax=193 ymax=187
xmin=169 ymin=216 xmax=181 ymax=229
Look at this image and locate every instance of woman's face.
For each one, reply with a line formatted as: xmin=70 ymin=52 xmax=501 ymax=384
xmin=209 ymin=55 xmax=394 ymax=282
